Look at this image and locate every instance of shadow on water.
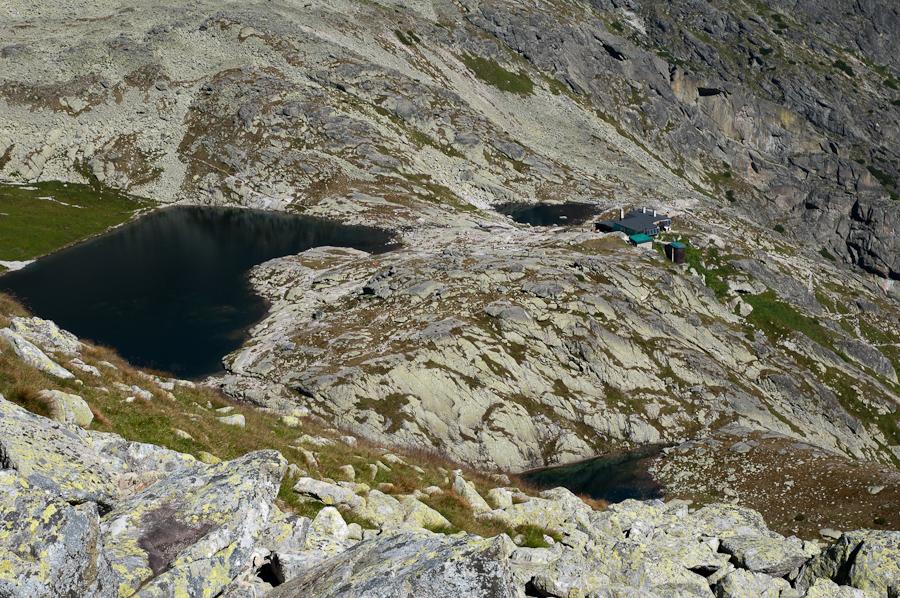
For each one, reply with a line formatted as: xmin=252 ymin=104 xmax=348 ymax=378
xmin=495 ymin=202 xmax=598 ymax=227
xmin=519 ymin=445 xmax=668 ymax=503
xmin=0 ymin=207 xmax=398 ymax=380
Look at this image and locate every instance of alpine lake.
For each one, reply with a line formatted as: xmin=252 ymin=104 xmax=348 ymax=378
xmin=495 ymin=202 xmax=599 ymax=227
xmin=0 ymin=205 xmax=397 ymax=379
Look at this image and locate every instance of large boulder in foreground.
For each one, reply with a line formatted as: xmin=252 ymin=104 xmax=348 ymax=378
xmin=0 ymin=395 xmax=117 ymax=506
xmin=0 ymin=470 xmax=116 ymax=598
xmin=101 ymin=449 xmax=287 ymax=598
xmin=799 ymin=530 xmax=900 ymax=596
xmin=264 ymin=531 xmax=518 ymax=598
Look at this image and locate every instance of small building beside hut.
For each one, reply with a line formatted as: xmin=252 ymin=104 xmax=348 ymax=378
xmin=665 ymin=241 xmax=686 ymax=264
xmin=595 ymin=207 xmax=671 ymax=237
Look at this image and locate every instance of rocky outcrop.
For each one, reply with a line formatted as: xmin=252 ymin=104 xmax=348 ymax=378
xmin=799 ymin=531 xmax=900 ymax=596
xmin=222 ymin=235 xmax=900 ymax=472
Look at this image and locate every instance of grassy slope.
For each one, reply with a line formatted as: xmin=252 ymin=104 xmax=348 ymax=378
xmin=0 ymin=181 xmax=153 ymax=263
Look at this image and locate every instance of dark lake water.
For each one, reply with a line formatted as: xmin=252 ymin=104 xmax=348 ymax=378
xmin=0 ymin=207 xmax=396 ymax=379
xmin=495 ymin=202 xmax=598 ymax=226
xmin=520 ymin=445 xmax=666 ymax=503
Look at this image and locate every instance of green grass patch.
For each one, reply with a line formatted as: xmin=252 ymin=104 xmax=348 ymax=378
xmin=395 ymin=30 xmax=412 ymax=45
xmin=773 ymin=224 xmax=785 ymax=233
xmin=684 ymin=244 xmax=735 ymax=299
xmin=866 ymin=165 xmax=897 ymax=190
xmin=833 ymin=59 xmax=855 ymax=78
xmin=0 ymin=182 xmax=153 ymax=261
xmin=460 ymin=53 xmax=534 ymax=95
xmin=819 ymin=248 xmax=836 ymax=261
xmin=744 ymin=291 xmax=834 ymax=347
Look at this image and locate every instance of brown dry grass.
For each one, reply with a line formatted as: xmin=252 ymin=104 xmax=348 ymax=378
xmin=655 ymin=429 xmax=900 ymax=540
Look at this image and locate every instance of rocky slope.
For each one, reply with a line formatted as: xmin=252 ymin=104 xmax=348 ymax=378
xmin=3 ymin=385 xmax=900 ymax=598
xmin=2 ymin=0 xmax=900 ymax=550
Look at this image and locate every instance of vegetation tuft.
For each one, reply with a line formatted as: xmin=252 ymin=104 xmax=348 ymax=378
xmin=461 ymin=53 xmax=534 ymax=96
xmin=833 ymin=59 xmax=855 ymax=78
xmin=744 ymin=291 xmax=833 ymax=348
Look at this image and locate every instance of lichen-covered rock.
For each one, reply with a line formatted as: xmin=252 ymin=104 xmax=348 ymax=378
xmin=83 ymin=432 xmax=201 ymax=476
xmin=600 ymin=498 xmax=669 ymax=535
xmin=0 ymin=327 xmax=74 ymax=378
xmin=713 ymin=568 xmax=790 ymax=598
xmin=531 ymin=549 xmax=614 ymax=597
xmin=0 ymin=396 xmax=117 ymax=506
xmin=292 ymin=477 xmax=364 ymax=509
xmin=601 ymin=538 xmax=715 ymax=598
xmin=39 ymin=389 xmax=94 ymax=427
xmin=256 ymin=514 xmax=311 ymax=555
xmin=101 ymin=449 xmax=286 ymax=598
xmin=689 ymin=504 xmax=771 ymax=538
xmin=265 ymin=531 xmax=518 ymax=598
xmin=0 ymin=470 xmax=115 ymax=598
xmin=453 ymin=475 xmax=492 ymax=514
xmin=395 ymin=495 xmax=452 ymax=529
xmin=304 ymin=506 xmax=350 ymax=555
xmin=481 ymin=486 xmax=592 ymax=532
xmin=719 ymin=534 xmax=813 ymax=577
xmin=803 ymin=578 xmax=879 ymax=598
xmin=217 ymin=414 xmax=246 ymax=427
xmin=799 ymin=530 xmax=900 ymax=596
xmin=10 ymin=316 xmax=82 ymax=354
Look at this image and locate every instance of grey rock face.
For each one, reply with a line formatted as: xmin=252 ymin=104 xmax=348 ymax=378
xmin=264 ymin=531 xmax=518 ymax=598
xmin=719 ymin=535 xmax=813 ymax=577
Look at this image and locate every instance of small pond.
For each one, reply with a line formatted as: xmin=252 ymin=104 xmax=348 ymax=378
xmin=495 ymin=202 xmax=598 ymax=227
xmin=519 ymin=444 xmax=667 ymax=503
xmin=0 ymin=207 xmax=397 ymax=379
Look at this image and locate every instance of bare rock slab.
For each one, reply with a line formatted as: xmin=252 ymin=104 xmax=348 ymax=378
xmin=101 ymin=449 xmax=287 ymax=598
xmin=0 ymin=395 xmax=117 ymax=506
xmin=264 ymin=531 xmax=518 ymax=598
xmin=719 ymin=535 xmax=813 ymax=577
